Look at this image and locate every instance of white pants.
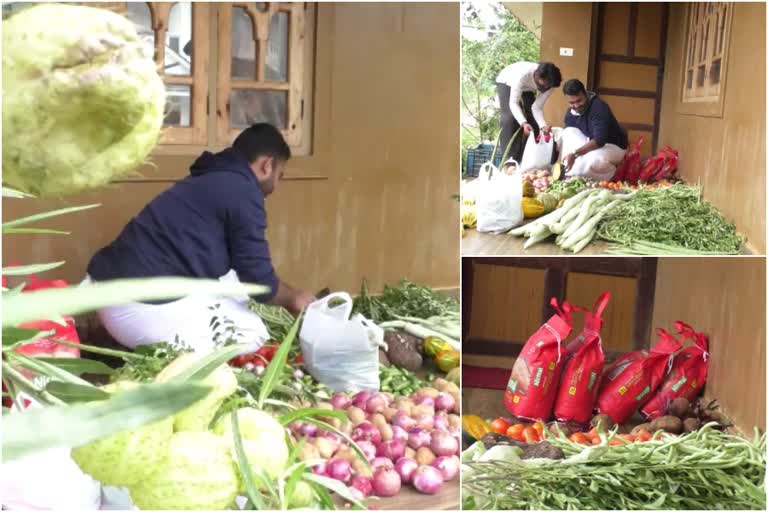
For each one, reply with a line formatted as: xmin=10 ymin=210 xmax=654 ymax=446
xmin=81 ymin=270 xmax=270 ymax=353
xmin=559 ymin=127 xmax=626 ymax=182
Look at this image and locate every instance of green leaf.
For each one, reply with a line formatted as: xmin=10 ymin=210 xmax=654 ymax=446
xmin=308 ymin=481 xmax=335 ymax=509
xmin=279 ymin=408 xmax=346 ymax=426
xmin=171 ymin=344 xmax=246 ymax=382
xmin=2 ymin=204 xmax=100 ymax=230
xmin=3 ymin=277 xmax=270 ymax=327
xmin=3 ymin=228 xmax=70 ymax=235
xmin=34 ymin=357 xmax=114 ymax=376
xmin=2 ymin=381 xmax=211 ymax=461
xmin=258 ymin=313 xmax=302 ymax=409
xmin=282 ymin=461 xmax=308 ymax=509
xmin=2 ymin=327 xmax=52 ymax=347
xmin=46 ymin=381 xmax=111 ymax=403
xmin=230 ymin=411 xmax=267 ymax=510
xmin=7 ymin=352 xmax=93 ymax=387
xmin=304 ymin=473 xmax=366 ymax=510
xmin=2 ymin=187 xmax=33 ymax=198
xmin=2 ymin=261 xmax=65 ymax=276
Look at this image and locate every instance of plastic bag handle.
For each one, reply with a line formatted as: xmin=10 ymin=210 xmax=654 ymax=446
xmin=592 ymin=291 xmax=611 ymax=318
xmin=549 ymin=297 xmax=573 ymax=325
xmin=307 ymin=292 xmax=353 ymax=321
xmin=674 ymin=320 xmax=709 ymax=353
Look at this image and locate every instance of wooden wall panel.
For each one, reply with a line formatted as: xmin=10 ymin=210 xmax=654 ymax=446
xmin=634 ymin=3 xmax=664 ymax=58
xmin=658 ymin=3 xmax=766 ymax=253
xmin=565 ymin=272 xmax=636 ymax=352
xmin=652 ymin=258 xmax=766 ymax=431
xmin=600 ymin=3 xmax=630 ymax=55
xmin=599 ymin=61 xmax=659 ymax=91
xmin=468 ymin=266 xmax=545 ymax=342
xmin=1 ymin=3 xmax=461 ymax=292
xmin=601 ymin=95 xmax=656 ymax=125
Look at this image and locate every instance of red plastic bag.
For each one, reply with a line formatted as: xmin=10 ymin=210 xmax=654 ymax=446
xmin=503 ymin=298 xmax=574 ymax=421
xmin=638 ymin=155 xmax=665 ymax=183
xmin=641 ymin=321 xmax=708 ymax=419
xmin=613 ymin=136 xmax=644 ymax=182
xmin=653 ymin=146 xmax=679 ymax=181
xmin=553 ymin=292 xmax=610 ymax=423
xmin=596 ymin=329 xmax=681 ymax=424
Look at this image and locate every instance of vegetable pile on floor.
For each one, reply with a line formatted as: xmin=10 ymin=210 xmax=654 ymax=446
xmin=462 ymin=423 xmax=766 ymax=510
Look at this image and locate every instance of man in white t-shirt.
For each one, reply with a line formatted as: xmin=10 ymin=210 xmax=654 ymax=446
xmin=495 ymin=61 xmax=562 ymax=164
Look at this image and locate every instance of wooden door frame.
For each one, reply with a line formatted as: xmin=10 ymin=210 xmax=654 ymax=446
xmin=588 ymin=2 xmax=669 ymax=153
xmin=462 ymin=257 xmax=658 ymax=361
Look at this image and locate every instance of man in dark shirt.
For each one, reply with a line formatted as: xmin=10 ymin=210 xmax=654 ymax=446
xmin=86 ymin=123 xmax=315 ymax=351
xmin=559 ymin=79 xmax=628 ymax=181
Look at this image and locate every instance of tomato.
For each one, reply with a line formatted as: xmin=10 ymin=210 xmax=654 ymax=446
xmin=635 ymin=429 xmax=653 ymax=442
xmin=505 ymin=423 xmax=525 ymax=440
xmin=569 ymin=433 xmax=589 ymax=445
xmin=522 ymin=426 xmax=539 ymax=443
xmin=293 ymin=354 xmax=305 ymax=364
xmin=490 ymin=418 xmax=511 ymax=435
xmin=532 ymin=421 xmax=545 ymax=437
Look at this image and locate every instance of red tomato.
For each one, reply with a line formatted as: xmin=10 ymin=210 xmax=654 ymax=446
xmin=569 ymin=433 xmax=590 ymax=445
xmin=490 ymin=418 xmax=511 ymax=434
xmin=522 ymin=426 xmax=539 ymax=443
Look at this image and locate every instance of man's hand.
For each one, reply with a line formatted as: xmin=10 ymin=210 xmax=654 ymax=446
xmin=287 ymin=289 xmax=317 ymax=316
xmin=564 ymin=152 xmax=576 ymax=170
xmin=541 ymin=125 xmax=551 ymax=136
xmin=522 ymin=123 xmax=533 ymax=137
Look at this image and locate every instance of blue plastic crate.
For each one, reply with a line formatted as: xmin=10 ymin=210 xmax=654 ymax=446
xmin=465 ymin=144 xmax=503 ymax=177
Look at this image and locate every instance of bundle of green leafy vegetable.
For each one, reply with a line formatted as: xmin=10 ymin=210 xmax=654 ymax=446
xmin=597 ymin=184 xmax=744 ymax=254
xmin=462 ymin=423 xmax=766 ymax=510
xmin=352 ymin=279 xmax=458 ymax=323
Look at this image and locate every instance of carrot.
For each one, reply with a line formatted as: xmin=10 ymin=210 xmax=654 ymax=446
xmin=585 ymin=428 xmax=600 ymax=442
xmin=569 ymin=433 xmax=589 ymax=445
xmin=635 ymin=429 xmax=653 ymax=442
xmin=591 ymin=436 xmax=601 ymax=445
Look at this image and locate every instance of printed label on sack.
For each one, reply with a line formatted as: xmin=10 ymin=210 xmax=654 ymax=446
xmin=533 ymin=367 xmax=544 ymax=387
xmin=635 ymin=385 xmax=651 ymax=402
xmin=587 ymin=371 xmax=598 ymax=392
xmin=671 ymin=375 xmax=688 ymax=392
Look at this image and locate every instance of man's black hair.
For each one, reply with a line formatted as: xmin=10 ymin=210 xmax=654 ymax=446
xmin=232 ymin=123 xmax=291 ymax=163
xmin=562 ymin=79 xmax=587 ymax=96
xmin=536 ymin=62 xmax=562 ymax=88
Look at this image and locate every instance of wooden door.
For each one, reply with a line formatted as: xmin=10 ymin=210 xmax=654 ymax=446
xmin=591 ymin=3 xmax=668 ymax=156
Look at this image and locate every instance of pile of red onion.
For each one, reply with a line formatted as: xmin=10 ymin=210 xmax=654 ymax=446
xmin=292 ymin=385 xmax=460 ymax=500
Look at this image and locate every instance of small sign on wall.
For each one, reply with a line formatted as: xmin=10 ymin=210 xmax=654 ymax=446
xmin=560 ymin=47 xmax=574 ymax=57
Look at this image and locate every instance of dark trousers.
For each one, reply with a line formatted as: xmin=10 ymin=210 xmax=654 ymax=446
xmin=497 ymin=84 xmax=539 ymax=164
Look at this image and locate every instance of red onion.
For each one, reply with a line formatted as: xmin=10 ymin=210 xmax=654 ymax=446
xmin=435 ymin=392 xmax=456 ymax=412
xmin=331 ymin=393 xmax=352 ymax=410
xmin=312 ymin=461 xmax=328 ymax=476
xmin=430 ymin=430 xmax=459 ymax=456
xmin=289 ymin=421 xmax=303 ymax=434
xmin=327 ymin=458 xmax=352 ymax=483
xmin=350 ymin=475 xmax=373 ymax=497
xmin=407 ymin=428 xmax=432 ymax=449
xmin=414 ymin=395 xmax=435 ymax=407
xmin=356 ymin=440 xmax=377 ymax=462
xmin=414 ymin=413 xmax=435 ymax=430
xmin=366 ymin=394 xmax=387 ymax=414
xmin=412 ymin=465 xmax=444 ymax=494
xmin=352 ymin=391 xmax=372 ymax=409
xmin=391 ymin=425 xmax=409 ymax=443
xmin=392 ymin=412 xmax=416 ymax=431
xmin=433 ymin=455 xmax=460 ymax=481
xmin=433 ymin=415 xmax=449 ymax=431
xmin=376 ymin=439 xmax=406 ymax=461
xmin=448 ymin=425 xmax=461 ymax=437
xmin=352 ymin=421 xmax=382 ymax=444
xmin=371 ymin=468 xmax=401 ymax=497
xmin=300 ymin=423 xmax=319 ymax=437
xmin=394 ymin=457 xmax=419 ymax=484
xmin=370 ymin=457 xmax=394 ymax=472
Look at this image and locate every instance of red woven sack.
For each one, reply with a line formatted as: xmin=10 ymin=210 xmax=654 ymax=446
xmin=503 ymin=298 xmax=574 ymax=421
xmin=641 ymin=321 xmax=709 ymax=419
xmin=553 ymin=292 xmax=610 ymax=423
xmin=596 ymin=329 xmax=681 ymax=424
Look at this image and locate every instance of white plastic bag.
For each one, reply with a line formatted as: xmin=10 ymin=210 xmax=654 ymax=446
xmin=299 ymin=293 xmax=385 ymax=393
xmin=475 ymin=163 xmax=524 ymax=234
xmin=520 ymin=134 xmax=554 ymax=171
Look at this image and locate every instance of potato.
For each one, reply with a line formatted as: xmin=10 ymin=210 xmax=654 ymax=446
xmin=381 ymin=392 xmax=394 ymax=403
xmin=329 ymin=417 xmax=342 ymax=429
xmin=299 ymin=443 xmax=320 ymax=462
xmin=590 ymin=414 xmax=615 ymax=431
xmin=386 ymin=332 xmax=423 ymax=371
xmin=383 ymin=407 xmax=398 ymax=422
xmin=416 ymin=387 xmax=440 ymax=399
xmin=335 ymin=448 xmax=356 ymax=461
xmin=411 ymin=404 xmax=435 ymax=418
xmin=370 ymin=413 xmax=388 ymax=431
xmin=415 ymin=446 xmax=436 ymax=465
xmin=379 ymin=423 xmax=394 ymax=441
xmin=405 ymin=447 xmax=416 ymax=459
xmin=447 ymin=414 xmax=461 ymax=429
xmin=433 ymin=378 xmax=450 ymax=391
xmin=340 ymin=420 xmax=353 ymax=436
xmin=313 ymin=437 xmax=336 ymax=459
xmin=651 ymin=415 xmax=683 ymax=435
xmin=668 ymin=397 xmax=691 ymax=419
xmin=683 ymin=417 xmax=701 ymax=433
xmin=347 ymin=406 xmax=366 ymax=426
xmin=352 ymin=457 xmax=372 ymax=477
xmin=630 ymin=422 xmax=655 ymax=436
xmin=444 ymin=382 xmax=460 ymax=395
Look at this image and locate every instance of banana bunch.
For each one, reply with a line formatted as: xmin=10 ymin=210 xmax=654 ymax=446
xmin=461 ymin=204 xmax=477 ymax=228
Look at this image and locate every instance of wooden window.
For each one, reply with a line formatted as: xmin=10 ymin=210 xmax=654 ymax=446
xmin=680 ymin=2 xmax=732 ymax=116
xmin=216 ymin=2 xmax=313 ymax=154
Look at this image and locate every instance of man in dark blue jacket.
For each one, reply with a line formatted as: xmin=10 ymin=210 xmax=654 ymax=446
xmin=558 ymin=79 xmax=628 ymax=181
xmin=85 ymin=123 xmax=315 ymax=351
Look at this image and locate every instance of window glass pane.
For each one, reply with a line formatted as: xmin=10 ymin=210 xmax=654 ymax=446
xmin=230 ymin=89 xmax=287 ymax=130
xmin=126 ymin=2 xmax=156 ymax=60
xmin=165 ymin=85 xmax=192 ymax=126
xmin=232 ymin=7 xmax=257 ymax=80
xmin=165 ymin=2 xmax=192 ymax=76
xmin=696 ymin=65 xmax=706 ymax=87
xmin=686 ymin=69 xmax=693 ymax=90
xmin=265 ymin=12 xmax=289 ymax=81
xmin=710 ymin=59 xmax=721 ymax=85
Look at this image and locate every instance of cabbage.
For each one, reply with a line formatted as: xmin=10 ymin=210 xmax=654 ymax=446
xmin=129 ymin=432 xmax=239 ymax=510
xmin=70 ymin=381 xmax=173 ymax=487
xmin=214 ymin=408 xmax=289 ymax=484
xmin=155 ymin=352 xmax=238 ymax=432
xmin=2 ymin=4 xmax=165 ymax=197
xmin=288 ymin=481 xmax=315 ymax=509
